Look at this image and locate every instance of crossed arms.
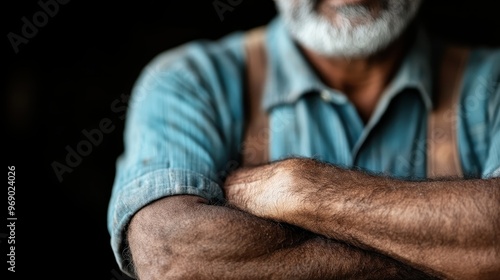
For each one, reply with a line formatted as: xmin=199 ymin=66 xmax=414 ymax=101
xmin=126 ymin=158 xmax=500 ymax=280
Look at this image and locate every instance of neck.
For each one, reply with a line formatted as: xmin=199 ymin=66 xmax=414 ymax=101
xmin=299 ymin=27 xmax=416 ymax=123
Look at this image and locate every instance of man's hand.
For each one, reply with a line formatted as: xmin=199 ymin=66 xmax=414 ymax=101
xmin=223 ymin=158 xmax=323 ymax=222
xmin=225 ymin=157 xmax=500 ymax=280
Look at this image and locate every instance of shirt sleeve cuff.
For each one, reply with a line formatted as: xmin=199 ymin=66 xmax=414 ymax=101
xmin=109 ymin=168 xmax=224 ymax=277
xmin=490 ymin=166 xmax=500 ymax=178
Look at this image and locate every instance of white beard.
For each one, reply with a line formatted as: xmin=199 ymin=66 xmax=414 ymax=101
xmin=274 ymin=0 xmax=423 ymax=58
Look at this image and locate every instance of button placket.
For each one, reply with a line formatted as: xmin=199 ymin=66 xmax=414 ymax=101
xmin=320 ymin=89 xmax=333 ymax=102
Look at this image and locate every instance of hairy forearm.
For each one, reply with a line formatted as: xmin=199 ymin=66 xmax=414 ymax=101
xmin=126 ymin=195 xmax=434 ymax=280
xmin=288 ymin=159 xmax=500 ymax=279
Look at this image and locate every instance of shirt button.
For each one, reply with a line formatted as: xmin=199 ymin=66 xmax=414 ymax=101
xmin=320 ymin=90 xmax=332 ymax=102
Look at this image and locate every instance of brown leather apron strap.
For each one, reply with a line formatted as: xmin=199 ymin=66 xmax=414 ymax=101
xmin=427 ymin=46 xmax=470 ymax=179
xmin=241 ymin=26 xmax=270 ymax=167
xmin=241 ymin=27 xmax=468 ymax=177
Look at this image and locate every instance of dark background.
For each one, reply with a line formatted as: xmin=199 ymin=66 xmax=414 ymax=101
xmin=2 ymin=0 xmax=500 ymax=279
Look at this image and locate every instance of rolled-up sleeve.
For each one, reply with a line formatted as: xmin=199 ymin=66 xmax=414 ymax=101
xmin=107 ymin=42 xmax=241 ymax=275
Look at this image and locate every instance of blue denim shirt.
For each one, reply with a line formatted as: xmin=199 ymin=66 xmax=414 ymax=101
xmin=107 ymin=15 xmax=500 ymax=276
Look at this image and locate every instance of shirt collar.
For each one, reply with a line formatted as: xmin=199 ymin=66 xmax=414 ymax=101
xmin=261 ymin=15 xmax=435 ymax=111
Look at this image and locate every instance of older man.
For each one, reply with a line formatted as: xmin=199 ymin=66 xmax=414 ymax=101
xmin=107 ymin=0 xmax=500 ymax=279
